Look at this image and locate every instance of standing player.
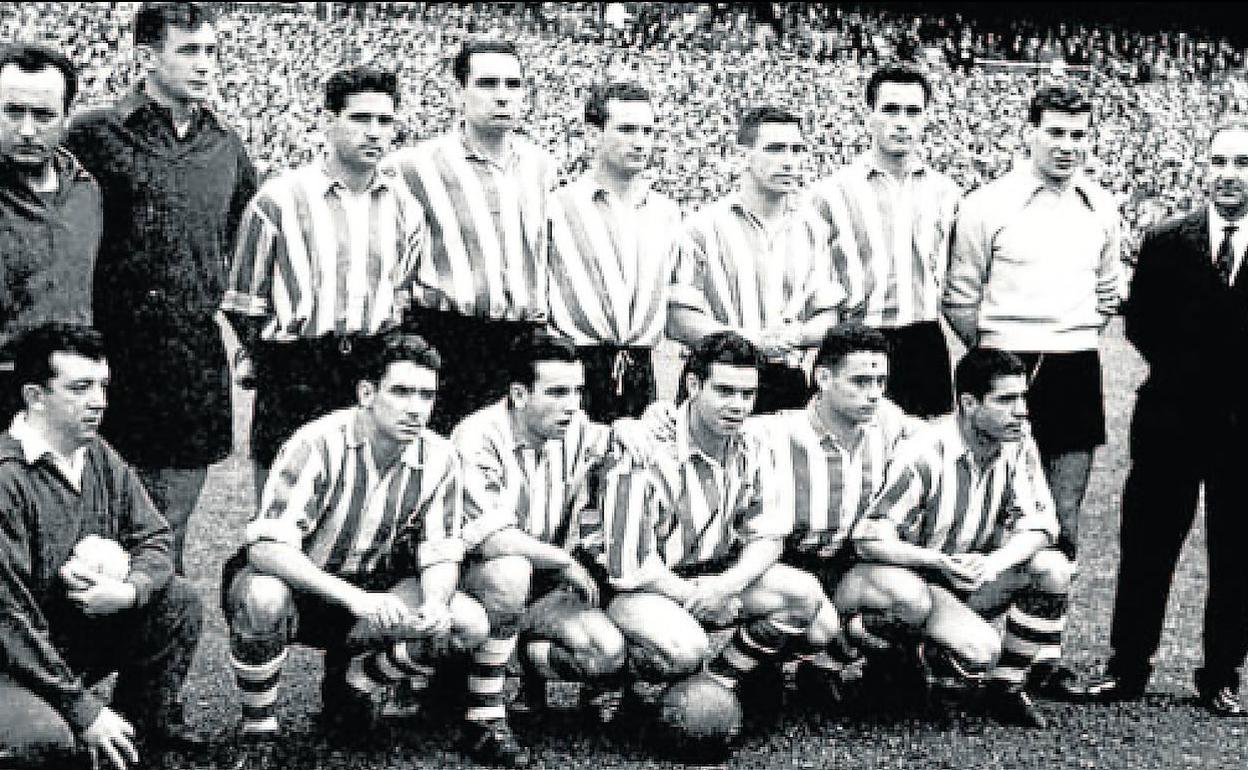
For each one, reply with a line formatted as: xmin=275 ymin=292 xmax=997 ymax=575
xmin=66 ymin=2 xmax=258 ymax=573
xmin=222 ymin=333 xmax=494 ymax=768
xmin=389 ymin=39 xmax=558 ymax=434
xmin=853 ymin=348 xmax=1072 ymax=728
xmin=547 ymin=82 xmax=682 ymax=422
xmin=668 ymin=107 xmax=843 ymax=415
xmin=223 ymin=66 xmax=425 ymax=498
xmin=807 ymin=66 xmax=961 ymax=418
xmin=943 ymin=85 xmax=1121 ymax=696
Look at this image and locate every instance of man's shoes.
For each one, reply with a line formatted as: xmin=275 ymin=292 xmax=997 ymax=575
xmin=231 ymin=733 xmax=283 ymax=770
xmin=917 ymin=643 xmax=984 ymax=692
xmin=983 ymin=684 xmax=1047 ymax=729
xmin=580 ymin=683 xmax=623 ymax=724
xmin=1027 ymin=662 xmax=1088 ymax=701
xmin=321 ymin=682 xmax=386 ymax=740
xmin=1081 ymin=672 xmax=1147 ymax=703
xmin=509 ymin=673 xmax=548 ymax=717
xmin=461 ymin=718 xmax=531 ymax=768
xmin=1199 ymin=686 xmax=1248 ymax=717
xmin=793 ymin=654 xmax=848 ymax=708
xmin=381 ymin=677 xmax=429 ymax=721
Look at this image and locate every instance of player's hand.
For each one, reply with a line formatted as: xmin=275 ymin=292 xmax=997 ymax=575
xmin=67 ymin=573 xmax=137 ymax=617
xmin=411 ymin=601 xmax=453 ymax=638
xmin=233 ymin=349 xmax=256 ymax=390
xmin=683 ymin=576 xmax=738 ymax=624
xmin=944 ymin=553 xmax=987 ymax=592
xmin=60 ymin=558 xmax=98 ymax=592
xmin=350 ymin=591 xmax=414 ymax=636
xmin=558 ymin=562 xmax=600 ymax=607
xmin=610 ymin=418 xmax=657 ymax=464
xmin=640 ymin=401 xmax=677 ymax=443
xmin=83 ymin=706 xmax=138 ymax=770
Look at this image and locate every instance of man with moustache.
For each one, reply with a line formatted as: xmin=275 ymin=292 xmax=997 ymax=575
xmin=1082 ymin=116 xmax=1248 ymax=716
xmin=0 ymin=45 xmax=100 ymax=424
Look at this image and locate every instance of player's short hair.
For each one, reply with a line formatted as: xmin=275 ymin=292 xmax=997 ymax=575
xmin=1210 ymin=114 xmax=1248 ymax=145
xmin=11 ymin=323 xmax=107 ymax=395
xmin=0 ymin=43 xmax=77 ymax=111
xmin=954 ymin=348 xmax=1027 ymax=401
xmin=325 ymin=66 xmax=399 ymax=114
xmin=677 ymin=331 xmax=763 ymax=402
xmin=584 ymin=81 xmax=651 ymax=129
xmin=506 ymin=330 xmax=580 ymax=389
xmin=355 ymin=332 xmax=442 ymax=386
xmin=737 ymin=106 xmax=801 ymax=147
xmin=814 ymin=324 xmax=891 ymax=371
xmin=133 ymin=1 xmax=216 ymax=48
xmin=1028 ymin=85 xmax=1092 ymax=126
xmin=452 ymin=38 xmax=521 ymax=87
xmin=865 ymin=65 xmax=931 ymax=108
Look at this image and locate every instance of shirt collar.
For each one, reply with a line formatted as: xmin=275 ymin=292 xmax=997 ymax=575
xmin=804 ymin=403 xmax=863 ymax=452
xmin=579 ymin=173 xmax=652 ymax=208
xmin=726 ymin=189 xmax=801 ymax=227
xmin=1018 ymin=162 xmax=1096 ymax=209
xmin=8 ymin=412 xmax=87 ymax=487
xmin=119 ymin=82 xmax=221 ymax=131
xmin=454 ymin=122 xmax=517 ymax=168
xmin=314 ymin=157 xmax=397 ymax=197
xmin=674 ymin=402 xmax=746 ymax=465
xmin=855 ymin=150 xmax=928 ymax=179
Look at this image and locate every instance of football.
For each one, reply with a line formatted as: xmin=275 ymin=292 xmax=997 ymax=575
xmin=656 ymin=673 xmax=743 ymax=760
xmin=70 ymin=535 xmax=131 ymax=581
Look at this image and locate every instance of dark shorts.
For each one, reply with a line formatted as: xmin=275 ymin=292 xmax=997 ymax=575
xmin=878 ymin=321 xmax=954 ymax=418
xmin=1010 ymin=350 xmax=1107 ymax=455
xmin=578 ymin=345 xmax=656 ymax=423
xmin=753 ymin=361 xmax=811 ymax=415
xmin=783 ymin=548 xmax=856 ymax=596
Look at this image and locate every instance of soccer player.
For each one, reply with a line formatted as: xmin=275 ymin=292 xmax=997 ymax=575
xmin=853 ymin=348 xmax=1072 ymax=728
xmin=389 ymin=38 xmax=558 ymax=434
xmin=668 ymin=107 xmax=843 ymax=415
xmin=599 ymin=332 xmax=825 ymax=724
xmin=0 ymin=44 xmax=100 ymax=423
xmin=547 ymin=81 xmax=682 ymax=422
xmin=222 ymin=333 xmax=494 ymax=768
xmin=0 ymin=324 xmax=204 ymax=770
xmin=66 ymin=2 xmax=258 ymax=573
xmin=223 ymin=66 xmax=425 ymax=498
xmin=807 ymin=66 xmax=961 ymax=418
xmin=944 ymin=84 xmax=1121 ymax=697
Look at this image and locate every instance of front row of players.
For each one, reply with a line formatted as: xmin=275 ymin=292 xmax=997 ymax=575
xmin=1 ymin=321 xmax=1073 ymax=770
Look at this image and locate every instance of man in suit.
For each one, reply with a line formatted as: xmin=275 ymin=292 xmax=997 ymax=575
xmin=1085 ymin=116 xmax=1248 ymax=716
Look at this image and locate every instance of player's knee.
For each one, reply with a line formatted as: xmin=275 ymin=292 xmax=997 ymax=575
xmin=568 ymin=618 xmax=628 ymax=680
xmin=226 ymin=572 xmax=294 ymax=637
xmin=467 ymin=555 xmax=533 ymax=617
xmin=630 ymin=633 xmax=710 ymax=681
xmin=780 ymin=569 xmax=827 ymax=624
xmin=952 ymin=627 xmax=1001 ymax=671
xmin=450 ymin=593 xmax=490 ymax=652
xmin=880 ymin=575 xmax=933 ymax=629
xmin=804 ymin=600 xmax=841 ymax=647
xmin=1027 ymin=549 xmax=1074 ymax=594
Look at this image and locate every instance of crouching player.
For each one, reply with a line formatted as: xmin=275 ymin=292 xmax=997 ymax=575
xmin=223 ymin=333 xmax=493 ymax=767
xmin=852 ymin=348 xmax=1073 ymax=728
xmin=598 ymin=332 xmax=826 ymax=730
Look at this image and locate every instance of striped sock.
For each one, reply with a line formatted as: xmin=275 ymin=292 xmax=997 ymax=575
xmin=347 ymin=640 xmax=436 ymax=693
xmin=987 ymin=591 xmax=1068 ymax=691
xmin=231 ymin=648 xmax=287 ymax=737
xmin=707 ymin=616 xmax=805 ymax=689
xmin=465 ymin=632 xmax=518 ymax=723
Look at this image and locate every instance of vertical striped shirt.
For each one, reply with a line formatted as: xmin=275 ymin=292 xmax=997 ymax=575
xmin=452 ymin=400 xmax=613 ymax=551
xmin=547 ymin=176 xmax=682 ymax=347
xmin=245 ymin=408 xmax=465 ymax=578
xmin=222 ymin=162 xmax=426 ymax=342
xmin=807 ymin=154 xmax=962 ymax=328
xmin=597 ymin=404 xmax=788 ymax=590
xmin=745 ymin=400 xmax=910 ymax=557
xmin=388 ymin=129 xmax=558 ymax=321
xmin=670 ymin=193 xmax=844 ymax=361
xmin=854 ymin=416 xmax=1057 ymax=555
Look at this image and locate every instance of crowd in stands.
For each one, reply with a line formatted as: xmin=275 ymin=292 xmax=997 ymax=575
xmin=5 ymin=1 xmax=1247 ymax=261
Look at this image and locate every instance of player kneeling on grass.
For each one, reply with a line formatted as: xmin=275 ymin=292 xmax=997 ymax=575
xmin=851 ymin=348 xmax=1073 ymax=728
xmin=597 ymin=332 xmax=826 ymax=746
xmin=0 ymin=323 xmax=204 ymax=770
xmin=222 ymin=333 xmax=494 ymax=768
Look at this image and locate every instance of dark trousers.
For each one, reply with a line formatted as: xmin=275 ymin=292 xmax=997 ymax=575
xmin=1109 ymin=418 xmax=1248 ymax=693
xmin=405 ymin=307 xmax=539 ymax=434
xmin=579 ymin=345 xmax=656 ymax=423
xmin=753 ymin=361 xmax=810 ymax=415
xmin=0 ymin=578 xmax=202 ymax=768
xmin=878 ymin=321 xmax=953 ymax=418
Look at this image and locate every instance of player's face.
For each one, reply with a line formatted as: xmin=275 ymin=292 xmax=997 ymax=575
xmin=1208 ymin=128 xmax=1248 ymax=219
xmin=461 ymin=52 xmax=524 ymax=133
xmin=0 ymin=64 xmax=67 ymax=171
xmin=867 ymin=81 xmax=926 ymax=158
xmin=815 ymin=351 xmax=888 ymax=425
xmin=144 ymin=22 xmax=218 ymax=103
xmin=686 ymin=363 xmax=758 ymax=438
xmin=28 ymin=352 xmax=108 ymax=449
xmin=1029 ymin=109 xmax=1091 ymax=185
xmin=516 ymin=360 xmax=585 ymax=441
xmin=362 ymin=361 xmax=437 ymax=445
xmin=326 ymin=90 xmax=396 ymax=172
xmin=965 ymin=374 xmax=1029 ymax=443
xmin=600 ymin=99 xmax=655 ymax=174
xmin=745 ymin=121 xmax=806 ymax=196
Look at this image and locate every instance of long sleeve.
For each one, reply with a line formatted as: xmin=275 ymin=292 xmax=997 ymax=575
xmin=115 ymin=457 xmax=174 ymax=607
xmin=222 ymin=192 xmax=281 ymax=319
xmin=227 ymin=140 xmax=260 ymax=254
xmin=943 ymin=191 xmax=992 ymax=311
xmin=599 ymin=463 xmax=665 ymax=591
xmin=853 ymin=444 xmax=931 ymax=545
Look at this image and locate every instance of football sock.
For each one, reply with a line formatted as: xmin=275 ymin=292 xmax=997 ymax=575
xmin=347 ymin=640 xmax=436 ymax=693
xmin=231 ymin=647 xmax=287 ymax=737
xmin=988 ymin=591 xmax=1068 ymax=691
xmin=707 ymin=616 xmax=805 ymax=688
xmin=466 ymin=630 xmax=518 ymax=723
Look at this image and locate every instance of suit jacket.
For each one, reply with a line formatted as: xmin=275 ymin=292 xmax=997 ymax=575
xmin=1126 ymin=207 xmax=1248 ymax=450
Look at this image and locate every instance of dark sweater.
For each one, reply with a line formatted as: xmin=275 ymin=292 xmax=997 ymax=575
xmin=0 ymin=433 xmax=172 ymax=732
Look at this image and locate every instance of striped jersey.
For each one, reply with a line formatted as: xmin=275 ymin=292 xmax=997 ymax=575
xmin=807 ymin=154 xmax=961 ymax=328
xmin=670 ymin=192 xmax=844 ymax=360
xmin=222 ymin=162 xmax=425 ymax=341
xmin=452 ymin=400 xmax=613 ymax=551
xmin=547 ymin=176 xmax=682 ymax=347
xmin=597 ymin=404 xmax=788 ymax=590
xmin=245 ymin=408 xmax=464 ymax=578
xmin=854 ymin=416 xmax=1057 ymax=554
xmin=745 ymin=399 xmax=911 ymax=557
xmin=387 ymin=129 xmax=558 ymax=321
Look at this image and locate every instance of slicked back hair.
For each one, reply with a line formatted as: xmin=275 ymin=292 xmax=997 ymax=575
xmin=452 ymin=38 xmax=521 ymax=87
xmin=325 ymin=66 xmax=399 ymax=113
xmin=584 ymin=81 xmax=652 ymax=129
xmin=506 ymin=330 xmax=581 ymax=389
xmin=133 ymin=1 xmax=215 ymax=48
xmin=0 ymin=43 xmax=77 ymax=110
xmin=865 ymin=65 xmax=931 ymax=107
xmin=737 ymin=105 xmax=801 ymax=147
xmin=814 ymin=323 xmax=891 ymax=372
xmin=11 ymin=323 xmax=107 ymax=397
xmin=1028 ymin=85 xmax=1092 ymax=126
xmin=677 ymin=331 xmax=763 ymax=403
xmin=355 ymin=332 xmax=442 ymax=387
xmin=954 ymin=348 xmax=1027 ymax=402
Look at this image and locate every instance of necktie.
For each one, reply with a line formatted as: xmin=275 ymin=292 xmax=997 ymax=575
xmin=1216 ymin=224 xmax=1238 ymax=285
